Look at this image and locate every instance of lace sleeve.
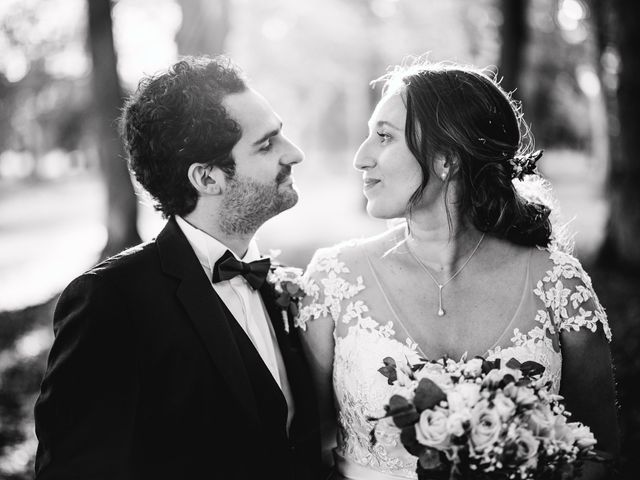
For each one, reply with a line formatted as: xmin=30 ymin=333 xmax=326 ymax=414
xmin=296 ymin=243 xmax=365 ymax=331
xmin=533 ymin=250 xmax=612 ymax=342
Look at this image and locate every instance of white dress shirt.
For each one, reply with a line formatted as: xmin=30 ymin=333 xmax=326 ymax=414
xmin=175 ymin=216 xmax=294 ymax=430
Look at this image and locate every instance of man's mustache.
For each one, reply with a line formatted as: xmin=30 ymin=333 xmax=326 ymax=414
xmin=276 ymin=166 xmax=292 ymax=184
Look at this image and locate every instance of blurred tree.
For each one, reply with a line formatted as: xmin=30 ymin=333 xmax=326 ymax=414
xmin=594 ymin=0 xmax=640 ymax=270
xmin=87 ymin=0 xmax=140 ymax=257
xmin=176 ymin=0 xmax=230 ymax=55
xmin=498 ymin=0 xmax=528 ymax=96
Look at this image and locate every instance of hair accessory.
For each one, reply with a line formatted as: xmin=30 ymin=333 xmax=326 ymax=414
xmin=508 ymin=149 xmax=544 ymax=180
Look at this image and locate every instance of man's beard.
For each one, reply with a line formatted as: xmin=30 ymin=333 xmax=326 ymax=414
xmin=218 ymin=169 xmax=298 ymax=236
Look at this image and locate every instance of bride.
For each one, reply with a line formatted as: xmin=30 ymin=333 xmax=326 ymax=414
xmin=297 ymin=60 xmax=619 ymax=479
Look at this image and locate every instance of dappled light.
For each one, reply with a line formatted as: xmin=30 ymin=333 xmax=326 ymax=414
xmin=0 ymin=0 xmax=638 ymax=479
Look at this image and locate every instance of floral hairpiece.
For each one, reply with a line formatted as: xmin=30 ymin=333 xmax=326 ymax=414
xmin=508 ymin=149 xmax=544 ymax=180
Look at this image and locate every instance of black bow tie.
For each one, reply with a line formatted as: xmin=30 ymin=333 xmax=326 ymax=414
xmin=212 ymin=250 xmax=271 ymax=290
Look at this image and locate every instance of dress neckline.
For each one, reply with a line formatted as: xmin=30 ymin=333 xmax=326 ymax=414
xmin=363 ymin=243 xmax=534 ymax=360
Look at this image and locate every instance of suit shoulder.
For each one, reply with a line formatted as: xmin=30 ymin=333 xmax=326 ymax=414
xmin=84 ymin=240 xmax=159 ymax=280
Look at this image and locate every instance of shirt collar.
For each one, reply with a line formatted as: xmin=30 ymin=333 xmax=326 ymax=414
xmin=175 ymin=216 xmax=261 ymax=274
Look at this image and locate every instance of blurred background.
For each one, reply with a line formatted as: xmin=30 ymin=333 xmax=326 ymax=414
xmin=0 ymin=0 xmax=638 ymax=478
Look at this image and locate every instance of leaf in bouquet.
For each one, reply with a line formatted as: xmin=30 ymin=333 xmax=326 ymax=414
xmin=387 ymin=395 xmax=420 ymax=427
xmin=369 ymin=426 xmax=378 ymax=446
xmin=481 ymin=358 xmax=501 ymax=374
xmin=414 ymin=378 xmax=447 ymax=412
xmin=506 ymin=358 xmax=521 ymax=369
xmin=519 ymin=360 xmax=545 ymax=377
xmin=400 ymin=424 xmax=425 ymax=456
xmin=418 ymin=447 xmax=444 ymax=470
xmin=378 ymin=357 xmax=398 ymax=385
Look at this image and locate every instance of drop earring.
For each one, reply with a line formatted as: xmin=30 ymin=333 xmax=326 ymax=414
xmin=441 ymin=172 xmax=447 ymax=180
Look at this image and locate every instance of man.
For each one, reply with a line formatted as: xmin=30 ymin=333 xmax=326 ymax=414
xmin=34 ymin=56 xmax=320 ymax=480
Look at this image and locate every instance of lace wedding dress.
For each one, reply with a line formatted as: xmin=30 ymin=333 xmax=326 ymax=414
xmin=297 ymin=231 xmax=611 ymax=480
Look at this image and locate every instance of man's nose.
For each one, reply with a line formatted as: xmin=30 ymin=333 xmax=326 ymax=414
xmin=282 ymin=137 xmax=304 ymax=165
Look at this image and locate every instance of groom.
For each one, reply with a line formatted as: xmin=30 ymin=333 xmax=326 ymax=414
xmin=34 ymin=56 xmax=320 ymax=480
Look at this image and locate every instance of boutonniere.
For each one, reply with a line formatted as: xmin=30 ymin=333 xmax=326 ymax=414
xmin=267 ymin=250 xmax=307 ymax=334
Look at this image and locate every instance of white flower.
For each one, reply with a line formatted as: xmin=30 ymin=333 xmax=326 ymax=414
xmin=512 ymin=427 xmax=540 ymax=468
xmin=527 ymin=403 xmax=556 ymax=437
xmin=415 ymin=408 xmax=451 ymax=449
xmin=568 ymin=422 xmax=597 ymax=451
xmin=446 ymin=411 xmax=468 ymax=437
xmin=462 ymin=358 xmax=484 ymax=377
xmin=469 ymin=399 xmax=503 ymax=452
xmin=552 ymin=414 xmax=576 ymax=446
xmin=492 ymin=393 xmax=516 ymax=421
xmin=503 ymin=383 xmax=538 ymax=408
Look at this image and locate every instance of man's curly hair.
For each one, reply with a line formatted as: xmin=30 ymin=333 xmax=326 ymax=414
xmin=119 ymin=55 xmax=247 ymax=218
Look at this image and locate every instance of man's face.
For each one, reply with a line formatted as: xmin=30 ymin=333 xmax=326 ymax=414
xmin=218 ymin=88 xmax=304 ymax=235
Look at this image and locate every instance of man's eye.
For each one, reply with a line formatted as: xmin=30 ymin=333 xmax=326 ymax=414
xmin=259 ymin=139 xmax=273 ymax=152
xmin=376 ymin=131 xmax=391 ymax=143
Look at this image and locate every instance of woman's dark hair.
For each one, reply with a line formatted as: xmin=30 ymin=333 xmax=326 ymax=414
xmin=120 ymin=55 xmax=246 ymax=218
xmin=380 ymin=60 xmax=553 ymax=248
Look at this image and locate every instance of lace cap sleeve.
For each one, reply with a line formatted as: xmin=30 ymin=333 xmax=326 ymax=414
xmin=296 ymin=241 xmax=365 ymax=331
xmin=533 ymin=249 xmax=612 ymax=342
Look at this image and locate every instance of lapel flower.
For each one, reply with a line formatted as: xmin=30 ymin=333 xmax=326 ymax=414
xmin=266 ymin=250 xmax=307 ymax=333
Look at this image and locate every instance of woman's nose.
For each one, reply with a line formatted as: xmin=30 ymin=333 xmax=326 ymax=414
xmin=353 ymin=139 xmax=376 ymax=171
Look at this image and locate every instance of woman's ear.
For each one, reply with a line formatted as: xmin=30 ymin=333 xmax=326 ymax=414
xmin=187 ymin=163 xmax=225 ymax=195
xmin=434 ymin=153 xmax=460 ymax=181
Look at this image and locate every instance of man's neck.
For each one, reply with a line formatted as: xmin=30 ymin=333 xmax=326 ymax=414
xmin=182 ymin=212 xmax=254 ymax=258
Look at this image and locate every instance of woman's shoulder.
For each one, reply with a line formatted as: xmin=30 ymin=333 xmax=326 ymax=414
xmin=527 ymin=245 xmax=593 ymax=287
xmin=305 ymin=223 xmax=406 ymax=273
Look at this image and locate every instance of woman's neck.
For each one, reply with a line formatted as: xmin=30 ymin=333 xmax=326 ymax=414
xmin=405 ymin=212 xmax=484 ymax=276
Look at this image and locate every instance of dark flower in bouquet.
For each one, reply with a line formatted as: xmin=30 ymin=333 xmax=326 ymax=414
xmin=369 ymin=355 xmax=606 ymax=479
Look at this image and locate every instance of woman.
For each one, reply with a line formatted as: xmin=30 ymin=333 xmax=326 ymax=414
xmin=298 ymin=60 xmax=619 ymax=479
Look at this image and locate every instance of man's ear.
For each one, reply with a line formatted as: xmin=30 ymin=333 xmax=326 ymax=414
xmin=187 ymin=163 xmax=225 ymax=195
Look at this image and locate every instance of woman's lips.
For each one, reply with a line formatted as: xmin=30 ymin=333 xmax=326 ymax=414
xmin=363 ymin=178 xmax=381 ymax=191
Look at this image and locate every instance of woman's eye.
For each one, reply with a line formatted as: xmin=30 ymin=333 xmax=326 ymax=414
xmin=376 ymin=131 xmax=391 ymax=144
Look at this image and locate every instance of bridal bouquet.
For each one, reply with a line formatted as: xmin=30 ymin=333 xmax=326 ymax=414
xmin=370 ymin=355 xmax=602 ymax=479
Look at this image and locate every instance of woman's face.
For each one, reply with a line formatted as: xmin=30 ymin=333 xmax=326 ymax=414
xmin=354 ymin=93 xmax=423 ymax=219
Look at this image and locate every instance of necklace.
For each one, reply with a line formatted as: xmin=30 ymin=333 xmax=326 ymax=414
xmin=407 ymin=233 xmax=485 ymax=317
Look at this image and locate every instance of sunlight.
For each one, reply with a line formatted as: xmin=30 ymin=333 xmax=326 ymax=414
xmin=112 ymin=0 xmax=181 ymax=88
xmin=557 ymin=0 xmax=585 ymax=31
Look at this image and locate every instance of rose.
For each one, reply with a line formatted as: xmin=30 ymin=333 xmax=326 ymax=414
xmin=503 ymin=383 xmax=538 ymax=408
xmin=415 ymin=408 xmax=451 ymax=449
xmin=569 ymin=422 xmax=597 ymax=451
xmin=527 ymin=403 xmax=556 ymax=437
xmin=492 ymin=393 xmax=516 ymax=421
xmin=511 ymin=427 xmax=540 ymax=468
xmin=470 ymin=400 xmax=503 ymax=451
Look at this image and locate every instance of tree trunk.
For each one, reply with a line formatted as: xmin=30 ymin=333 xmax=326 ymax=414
xmin=176 ymin=0 xmax=230 ymax=56
xmin=596 ymin=0 xmax=640 ymax=270
xmin=498 ymin=0 xmax=528 ymax=97
xmin=87 ymin=0 xmax=140 ymax=258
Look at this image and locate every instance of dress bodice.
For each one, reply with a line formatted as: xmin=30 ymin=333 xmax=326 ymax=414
xmin=297 ymin=232 xmax=611 ymax=479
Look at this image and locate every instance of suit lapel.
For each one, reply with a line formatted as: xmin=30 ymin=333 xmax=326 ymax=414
xmin=156 ymin=218 xmax=260 ymax=428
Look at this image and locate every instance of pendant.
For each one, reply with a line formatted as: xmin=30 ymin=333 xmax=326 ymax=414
xmin=437 ymin=284 xmax=445 ymax=317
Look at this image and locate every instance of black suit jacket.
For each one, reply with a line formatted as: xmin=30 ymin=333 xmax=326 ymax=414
xmin=34 ymin=218 xmax=320 ymax=480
